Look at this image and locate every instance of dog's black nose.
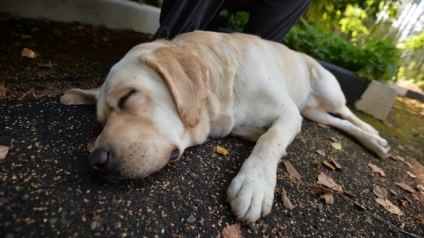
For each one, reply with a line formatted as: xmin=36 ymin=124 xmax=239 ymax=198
xmin=88 ymin=148 xmax=112 ymax=172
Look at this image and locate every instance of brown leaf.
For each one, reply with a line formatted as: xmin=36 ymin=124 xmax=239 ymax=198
xmin=411 ymin=194 xmax=419 ymax=201
xmin=395 ymin=182 xmax=416 ymax=194
xmin=323 ymin=160 xmax=335 ymax=170
xmin=280 ymin=188 xmax=295 ymax=210
xmin=311 ymin=186 xmax=332 ymax=195
xmin=395 ymin=156 xmax=413 ymax=168
xmin=222 ymin=223 xmax=242 ymax=238
xmin=388 ymin=155 xmax=398 ymax=161
xmin=0 ymin=84 xmax=6 ymax=97
xmin=321 ymin=193 xmax=334 ymax=204
xmin=375 ymin=198 xmax=402 ymax=215
xmin=0 ymin=145 xmax=9 ymax=159
xmin=372 ymin=185 xmax=388 ymax=199
xmin=21 ymin=48 xmax=35 ymax=58
xmin=317 ymin=172 xmax=343 ymax=193
xmin=406 ymin=171 xmax=416 ymax=178
xmin=330 ymin=158 xmax=342 ymax=170
xmin=329 ymin=136 xmax=339 ymax=142
xmin=283 ymin=160 xmax=301 ymax=180
xmin=389 ymin=189 xmax=398 ymax=196
xmin=417 ymin=184 xmax=424 ymax=193
xmin=316 ymin=149 xmax=326 ymax=156
xmin=368 ymin=163 xmax=386 ymax=177
xmin=400 ymin=197 xmax=412 ymax=207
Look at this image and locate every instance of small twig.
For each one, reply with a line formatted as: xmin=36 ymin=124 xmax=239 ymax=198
xmin=338 ymin=190 xmax=421 ymax=238
xmin=37 ymin=60 xmax=57 ymax=68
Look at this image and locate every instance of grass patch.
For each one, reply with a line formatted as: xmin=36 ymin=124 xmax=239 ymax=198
xmin=354 ymin=97 xmax=424 ymax=163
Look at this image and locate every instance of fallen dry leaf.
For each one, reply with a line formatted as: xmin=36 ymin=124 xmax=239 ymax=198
xmin=323 ymin=160 xmax=335 ymax=170
xmin=329 ymin=136 xmax=339 ymax=142
xmin=389 ymin=189 xmax=398 ymax=196
xmin=316 ymin=149 xmax=326 ymax=156
xmin=0 ymin=84 xmax=6 ymax=97
xmin=0 ymin=145 xmax=9 ymax=159
xmin=417 ymin=184 xmax=424 ymax=194
xmin=395 ymin=182 xmax=416 ymax=194
xmin=400 ymin=197 xmax=412 ymax=207
xmin=279 ymin=188 xmax=295 ymax=210
xmin=406 ymin=171 xmax=416 ymax=178
xmin=216 ymin=145 xmax=229 ymax=156
xmin=283 ymin=160 xmax=301 ymax=180
xmin=311 ymin=186 xmax=332 ymax=195
xmin=21 ymin=48 xmax=35 ymax=58
xmin=317 ymin=172 xmax=343 ymax=193
xmin=321 ymin=193 xmax=334 ymax=204
xmin=411 ymin=194 xmax=419 ymax=201
xmin=222 ymin=223 xmax=242 ymax=238
xmin=330 ymin=141 xmax=342 ymax=150
xmin=395 ymin=155 xmax=413 ymax=168
xmin=330 ymin=158 xmax=342 ymax=170
xmin=372 ymin=185 xmax=388 ymax=199
xmin=375 ymin=198 xmax=402 ymax=215
xmin=368 ymin=163 xmax=386 ymax=177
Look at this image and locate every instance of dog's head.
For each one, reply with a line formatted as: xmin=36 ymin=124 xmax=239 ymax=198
xmin=61 ymin=41 xmax=210 ymax=181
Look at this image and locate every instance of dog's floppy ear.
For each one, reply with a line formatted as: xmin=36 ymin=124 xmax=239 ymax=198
xmin=139 ymin=47 xmax=209 ymax=128
xmin=60 ymin=88 xmax=101 ymax=105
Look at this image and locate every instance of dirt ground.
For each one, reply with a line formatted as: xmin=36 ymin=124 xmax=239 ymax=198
xmin=0 ymin=14 xmax=423 ymax=237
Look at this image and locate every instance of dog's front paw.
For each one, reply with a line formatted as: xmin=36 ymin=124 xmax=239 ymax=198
xmin=227 ymin=167 xmax=275 ymax=223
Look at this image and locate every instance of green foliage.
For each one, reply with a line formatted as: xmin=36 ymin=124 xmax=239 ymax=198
xmin=397 ymin=32 xmax=424 ymax=87
xmin=136 ymin=0 xmax=163 ymax=7
xmin=304 ymin=0 xmax=398 ymax=38
xmin=229 ymin=11 xmax=250 ymax=32
xmin=398 ymin=32 xmax=424 ymax=50
xmin=283 ymin=22 xmax=400 ymax=81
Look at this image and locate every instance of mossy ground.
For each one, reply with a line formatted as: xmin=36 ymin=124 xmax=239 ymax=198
xmin=355 ymin=97 xmax=424 ymax=164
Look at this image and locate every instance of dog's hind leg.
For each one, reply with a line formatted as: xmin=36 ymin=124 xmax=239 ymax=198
xmin=303 ymin=61 xmax=388 ymax=157
xmin=301 ymin=107 xmax=389 ymax=158
xmin=335 ymin=105 xmax=379 ymax=135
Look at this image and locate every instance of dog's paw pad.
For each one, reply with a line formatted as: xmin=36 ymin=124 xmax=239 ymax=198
xmin=227 ymin=170 xmax=274 ymax=223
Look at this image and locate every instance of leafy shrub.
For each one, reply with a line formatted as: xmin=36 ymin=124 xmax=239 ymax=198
xmin=136 ymin=0 xmax=163 ymax=7
xmin=283 ymin=22 xmax=400 ymax=82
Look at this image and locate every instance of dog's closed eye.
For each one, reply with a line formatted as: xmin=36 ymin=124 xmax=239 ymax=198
xmin=118 ymin=90 xmax=137 ymax=109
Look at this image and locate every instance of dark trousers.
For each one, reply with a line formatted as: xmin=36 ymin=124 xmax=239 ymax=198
xmin=153 ymin=0 xmax=312 ymax=42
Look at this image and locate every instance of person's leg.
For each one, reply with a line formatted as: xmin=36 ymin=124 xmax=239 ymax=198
xmin=152 ymin=0 xmax=225 ymax=40
xmin=243 ymin=0 xmax=312 ymax=42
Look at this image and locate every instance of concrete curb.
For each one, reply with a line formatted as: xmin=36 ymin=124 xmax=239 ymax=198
xmin=0 ymin=0 xmax=160 ymax=35
xmin=395 ymin=85 xmax=424 ymax=103
xmin=355 ymin=80 xmax=397 ymax=120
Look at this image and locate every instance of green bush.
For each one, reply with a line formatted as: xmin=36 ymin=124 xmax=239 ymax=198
xmin=283 ymin=22 xmax=400 ymax=82
xmin=136 ymin=0 xmax=163 ymax=7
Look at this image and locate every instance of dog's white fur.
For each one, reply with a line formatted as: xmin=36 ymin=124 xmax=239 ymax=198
xmin=61 ymin=31 xmax=389 ymax=223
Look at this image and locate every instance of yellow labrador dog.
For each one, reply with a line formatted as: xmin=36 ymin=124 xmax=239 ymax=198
xmin=61 ymin=31 xmax=389 ymax=223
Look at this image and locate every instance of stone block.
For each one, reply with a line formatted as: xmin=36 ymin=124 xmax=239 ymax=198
xmin=355 ymin=80 xmax=397 ymax=120
xmin=0 ymin=0 xmax=160 ymax=35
